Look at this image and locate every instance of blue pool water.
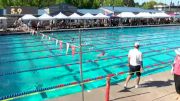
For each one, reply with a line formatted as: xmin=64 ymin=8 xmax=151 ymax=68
xmin=0 ymin=26 xmax=180 ymax=101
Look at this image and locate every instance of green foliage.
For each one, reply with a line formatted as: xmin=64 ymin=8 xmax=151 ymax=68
xmin=92 ymin=0 xmax=100 ymax=8
xmin=123 ymin=0 xmax=135 ymax=7
xmin=135 ymin=2 xmax=140 ymax=7
xmin=103 ymin=0 xmax=112 ymax=6
xmin=114 ymin=0 xmax=124 ymax=6
xmin=142 ymin=0 xmax=157 ymax=9
xmin=55 ymin=0 xmax=65 ymax=4
xmin=82 ymin=0 xmax=94 ymax=8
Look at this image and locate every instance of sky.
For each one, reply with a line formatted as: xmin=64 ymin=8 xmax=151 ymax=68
xmin=134 ymin=0 xmax=180 ymax=5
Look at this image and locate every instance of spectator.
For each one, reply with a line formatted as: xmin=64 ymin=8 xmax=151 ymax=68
xmin=171 ymin=48 xmax=180 ymax=101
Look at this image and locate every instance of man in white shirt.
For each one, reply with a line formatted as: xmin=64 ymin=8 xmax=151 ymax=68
xmin=124 ymin=42 xmax=143 ymax=88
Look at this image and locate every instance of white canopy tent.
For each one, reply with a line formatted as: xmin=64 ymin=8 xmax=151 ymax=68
xmin=82 ymin=13 xmax=96 ymax=19
xmin=117 ymin=12 xmax=136 ymax=18
xmin=38 ymin=13 xmax=54 ymax=20
xmin=136 ymin=12 xmax=153 ymax=18
xmin=69 ymin=13 xmax=82 ymax=19
xmin=0 ymin=17 xmax=7 ymax=30
xmin=95 ymin=13 xmax=109 ymax=19
xmin=151 ymin=12 xmax=170 ymax=18
xmin=0 ymin=17 xmax=7 ymax=20
xmin=21 ymin=14 xmax=37 ymax=20
xmin=53 ymin=12 xmax=68 ymax=19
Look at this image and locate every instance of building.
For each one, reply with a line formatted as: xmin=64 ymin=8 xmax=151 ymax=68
xmin=49 ymin=3 xmax=77 ymax=16
xmin=77 ymin=9 xmax=104 ymax=15
xmin=100 ymin=6 xmax=160 ymax=15
xmin=154 ymin=5 xmax=180 ymax=14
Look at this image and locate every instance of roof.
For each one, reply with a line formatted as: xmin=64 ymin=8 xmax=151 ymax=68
xmin=77 ymin=9 xmax=104 ymax=15
xmin=38 ymin=9 xmax=49 ymax=16
xmin=101 ymin=6 xmax=160 ymax=13
xmin=144 ymin=9 xmax=161 ymax=13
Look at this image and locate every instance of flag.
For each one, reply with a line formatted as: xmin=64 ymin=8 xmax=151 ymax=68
xmin=42 ymin=34 xmax=45 ymax=39
xmin=71 ymin=46 xmax=75 ymax=56
xmin=52 ymin=38 xmax=55 ymax=41
xmin=56 ymin=39 xmax=58 ymax=46
xmin=59 ymin=41 xmax=63 ymax=49
xmin=66 ymin=43 xmax=70 ymax=55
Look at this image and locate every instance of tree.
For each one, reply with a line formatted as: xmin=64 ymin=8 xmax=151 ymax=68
xmin=82 ymin=0 xmax=94 ymax=8
xmin=114 ymin=0 xmax=124 ymax=6
xmin=123 ymin=0 xmax=135 ymax=7
xmin=55 ymin=0 xmax=65 ymax=4
xmin=92 ymin=0 xmax=100 ymax=8
xmin=142 ymin=0 xmax=157 ymax=9
xmin=135 ymin=2 xmax=140 ymax=7
xmin=103 ymin=0 xmax=111 ymax=6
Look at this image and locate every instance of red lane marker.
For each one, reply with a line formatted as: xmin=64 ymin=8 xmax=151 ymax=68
xmin=97 ymin=76 xmax=103 ymax=79
xmin=71 ymin=82 xmax=78 ymax=85
xmin=161 ymin=62 xmax=165 ymax=64
xmin=84 ymin=79 xmax=91 ymax=82
xmin=146 ymin=66 xmax=151 ymax=68
xmin=108 ymin=74 xmax=115 ymax=77
xmin=57 ymin=84 xmax=65 ymax=87
xmin=66 ymin=64 xmax=71 ymax=67
xmin=154 ymin=64 xmax=158 ymax=66
xmin=119 ymin=72 xmax=124 ymax=75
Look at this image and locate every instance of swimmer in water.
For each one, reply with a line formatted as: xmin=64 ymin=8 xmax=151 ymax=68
xmin=97 ymin=51 xmax=105 ymax=58
xmin=71 ymin=38 xmax=75 ymax=42
xmin=91 ymin=50 xmax=106 ymax=66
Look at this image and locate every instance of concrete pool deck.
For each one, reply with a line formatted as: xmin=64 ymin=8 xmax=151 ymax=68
xmin=48 ymin=71 xmax=178 ymax=101
xmin=1 ymin=24 xmax=180 ymax=35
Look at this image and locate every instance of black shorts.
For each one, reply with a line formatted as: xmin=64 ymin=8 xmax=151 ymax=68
xmin=174 ymin=74 xmax=180 ymax=94
xmin=129 ymin=65 xmax=141 ymax=77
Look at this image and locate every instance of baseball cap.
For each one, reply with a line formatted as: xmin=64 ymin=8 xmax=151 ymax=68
xmin=134 ymin=42 xmax=140 ymax=46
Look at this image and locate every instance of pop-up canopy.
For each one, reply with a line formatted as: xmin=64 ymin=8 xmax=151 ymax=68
xmin=69 ymin=13 xmax=82 ymax=19
xmin=21 ymin=14 xmax=37 ymax=20
xmin=95 ymin=13 xmax=109 ymax=19
xmin=82 ymin=13 xmax=96 ymax=19
xmin=117 ymin=12 xmax=136 ymax=18
xmin=136 ymin=12 xmax=153 ymax=18
xmin=53 ymin=12 xmax=68 ymax=19
xmin=38 ymin=13 xmax=54 ymax=20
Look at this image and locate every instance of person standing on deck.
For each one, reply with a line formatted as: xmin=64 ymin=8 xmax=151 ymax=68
xmin=124 ymin=42 xmax=143 ymax=88
xmin=171 ymin=48 xmax=180 ymax=101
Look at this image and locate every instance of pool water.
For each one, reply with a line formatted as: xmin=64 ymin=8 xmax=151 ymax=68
xmin=0 ymin=26 xmax=180 ymax=101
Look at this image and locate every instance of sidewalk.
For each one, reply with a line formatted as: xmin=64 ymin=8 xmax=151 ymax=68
xmin=48 ymin=71 xmax=177 ymax=101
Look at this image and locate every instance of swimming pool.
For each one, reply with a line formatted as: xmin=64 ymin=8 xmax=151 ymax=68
xmin=0 ymin=26 xmax=180 ymax=101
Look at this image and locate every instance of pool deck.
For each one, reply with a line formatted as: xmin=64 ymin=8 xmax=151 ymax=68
xmin=48 ymin=71 xmax=178 ymax=101
xmin=1 ymin=24 xmax=180 ymax=35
